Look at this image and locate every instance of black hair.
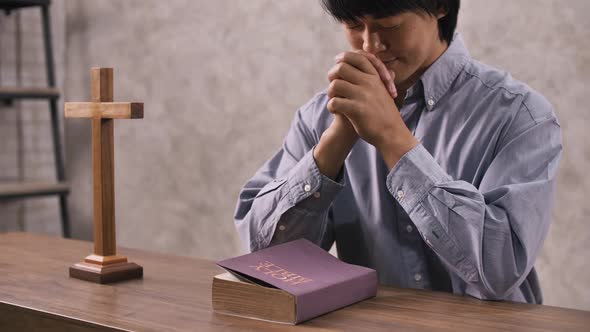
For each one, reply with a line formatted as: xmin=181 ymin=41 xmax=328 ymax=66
xmin=320 ymin=0 xmax=460 ymax=44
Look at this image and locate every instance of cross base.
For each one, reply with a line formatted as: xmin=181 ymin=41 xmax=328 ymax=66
xmin=69 ymin=254 xmax=143 ymax=284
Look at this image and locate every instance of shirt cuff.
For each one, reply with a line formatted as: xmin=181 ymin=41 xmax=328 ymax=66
xmin=286 ymin=145 xmax=345 ymax=213
xmin=386 ymin=144 xmax=451 ymax=213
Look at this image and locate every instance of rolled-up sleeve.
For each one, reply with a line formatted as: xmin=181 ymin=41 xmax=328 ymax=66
xmin=234 ymin=94 xmax=344 ymax=252
xmin=386 ymin=104 xmax=562 ymax=300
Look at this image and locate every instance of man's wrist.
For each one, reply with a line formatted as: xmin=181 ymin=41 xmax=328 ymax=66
xmin=378 ymin=133 xmax=419 ymax=170
xmin=314 ymin=128 xmax=358 ymax=180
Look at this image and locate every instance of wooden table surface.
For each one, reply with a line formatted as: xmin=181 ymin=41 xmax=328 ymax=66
xmin=0 ymin=232 xmax=588 ymax=331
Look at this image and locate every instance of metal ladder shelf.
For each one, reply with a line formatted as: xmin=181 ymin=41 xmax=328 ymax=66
xmin=0 ymin=0 xmax=70 ymax=237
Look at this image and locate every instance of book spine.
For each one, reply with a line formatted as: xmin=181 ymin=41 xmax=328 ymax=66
xmin=295 ymin=270 xmax=378 ymax=323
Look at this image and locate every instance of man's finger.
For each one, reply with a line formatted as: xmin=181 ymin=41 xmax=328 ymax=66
xmin=327 ymin=79 xmax=360 ymax=100
xmin=334 ymin=51 xmax=378 ymax=76
xmin=327 ymin=97 xmax=358 ymax=121
xmin=327 ymin=62 xmax=365 ymax=85
xmin=354 ymin=50 xmax=391 ymax=80
xmin=389 ymin=70 xmax=398 ymax=98
xmin=353 ymin=50 xmax=397 ymax=99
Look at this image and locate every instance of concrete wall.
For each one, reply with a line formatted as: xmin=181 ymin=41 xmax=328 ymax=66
xmin=1 ymin=0 xmax=588 ymax=311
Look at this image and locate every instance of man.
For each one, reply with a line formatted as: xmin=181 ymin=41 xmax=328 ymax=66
xmin=234 ymin=0 xmax=562 ymax=304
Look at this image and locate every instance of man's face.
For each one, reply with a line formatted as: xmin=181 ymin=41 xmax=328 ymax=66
xmin=343 ymin=11 xmax=446 ymax=89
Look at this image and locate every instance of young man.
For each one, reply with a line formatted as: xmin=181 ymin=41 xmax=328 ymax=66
xmin=234 ymin=0 xmax=562 ymax=304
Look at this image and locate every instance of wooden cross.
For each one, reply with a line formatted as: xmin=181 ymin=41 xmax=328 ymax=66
xmin=65 ymin=68 xmax=143 ymax=283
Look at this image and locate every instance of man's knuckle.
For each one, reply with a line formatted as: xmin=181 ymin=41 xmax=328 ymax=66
xmin=327 ymin=66 xmax=336 ymax=78
xmin=343 ymin=52 xmax=358 ymax=63
xmin=331 ymin=97 xmax=340 ymax=107
xmin=328 ymin=98 xmax=342 ymax=113
xmin=359 ymin=90 xmax=369 ymax=101
xmin=327 ymin=98 xmax=334 ymax=111
xmin=327 ymin=81 xmax=336 ymax=97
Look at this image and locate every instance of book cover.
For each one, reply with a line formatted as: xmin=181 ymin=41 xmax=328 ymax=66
xmin=213 ymin=238 xmax=378 ymax=324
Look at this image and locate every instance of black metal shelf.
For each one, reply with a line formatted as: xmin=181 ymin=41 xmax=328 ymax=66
xmin=0 ymin=181 xmax=69 ymax=199
xmin=1 ymin=0 xmax=51 ymax=12
xmin=0 ymin=86 xmax=60 ymax=100
xmin=0 ymin=0 xmax=71 ymax=237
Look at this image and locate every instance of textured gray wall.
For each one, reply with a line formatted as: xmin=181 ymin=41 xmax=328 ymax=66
xmin=1 ymin=0 xmax=588 ymax=311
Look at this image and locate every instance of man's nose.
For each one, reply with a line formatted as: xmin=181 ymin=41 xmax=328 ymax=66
xmin=362 ymin=31 xmax=386 ymax=54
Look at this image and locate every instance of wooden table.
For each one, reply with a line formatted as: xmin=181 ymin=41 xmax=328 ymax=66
xmin=0 ymin=232 xmax=588 ymax=331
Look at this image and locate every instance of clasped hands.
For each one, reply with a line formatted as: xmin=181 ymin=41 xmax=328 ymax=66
xmin=326 ymin=50 xmax=418 ymax=169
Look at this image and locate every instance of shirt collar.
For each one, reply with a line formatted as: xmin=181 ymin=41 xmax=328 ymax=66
xmin=416 ymin=32 xmax=471 ymax=111
xmin=404 ymin=79 xmax=423 ymax=101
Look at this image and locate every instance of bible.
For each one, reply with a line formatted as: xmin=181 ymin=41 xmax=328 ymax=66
xmin=212 ymin=238 xmax=378 ymax=324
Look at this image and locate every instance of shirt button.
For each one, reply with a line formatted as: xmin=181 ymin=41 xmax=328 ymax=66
xmin=278 ymin=225 xmax=286 ymax=231
xmin=427 ymin=99 xmax=435 ymax=107
xmin=396 ymin=190 xmax=405 ymax=199
xmin=304 ymin=184 xmax=311 ymax=192
xmin=406 ymin=225 xmax=413 ymax=233
xmin=414 ymin=273 xmax=422 ymax=282
xmin=313 ymin=192 xmax=321 ymax=198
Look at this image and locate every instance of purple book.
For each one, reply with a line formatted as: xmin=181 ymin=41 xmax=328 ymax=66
xmin=216 ymin=238 xmax=378 ymax=324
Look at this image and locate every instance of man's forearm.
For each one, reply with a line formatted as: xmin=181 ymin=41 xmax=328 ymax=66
xmin=313 ymin=117 xmax=358 ymax=180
